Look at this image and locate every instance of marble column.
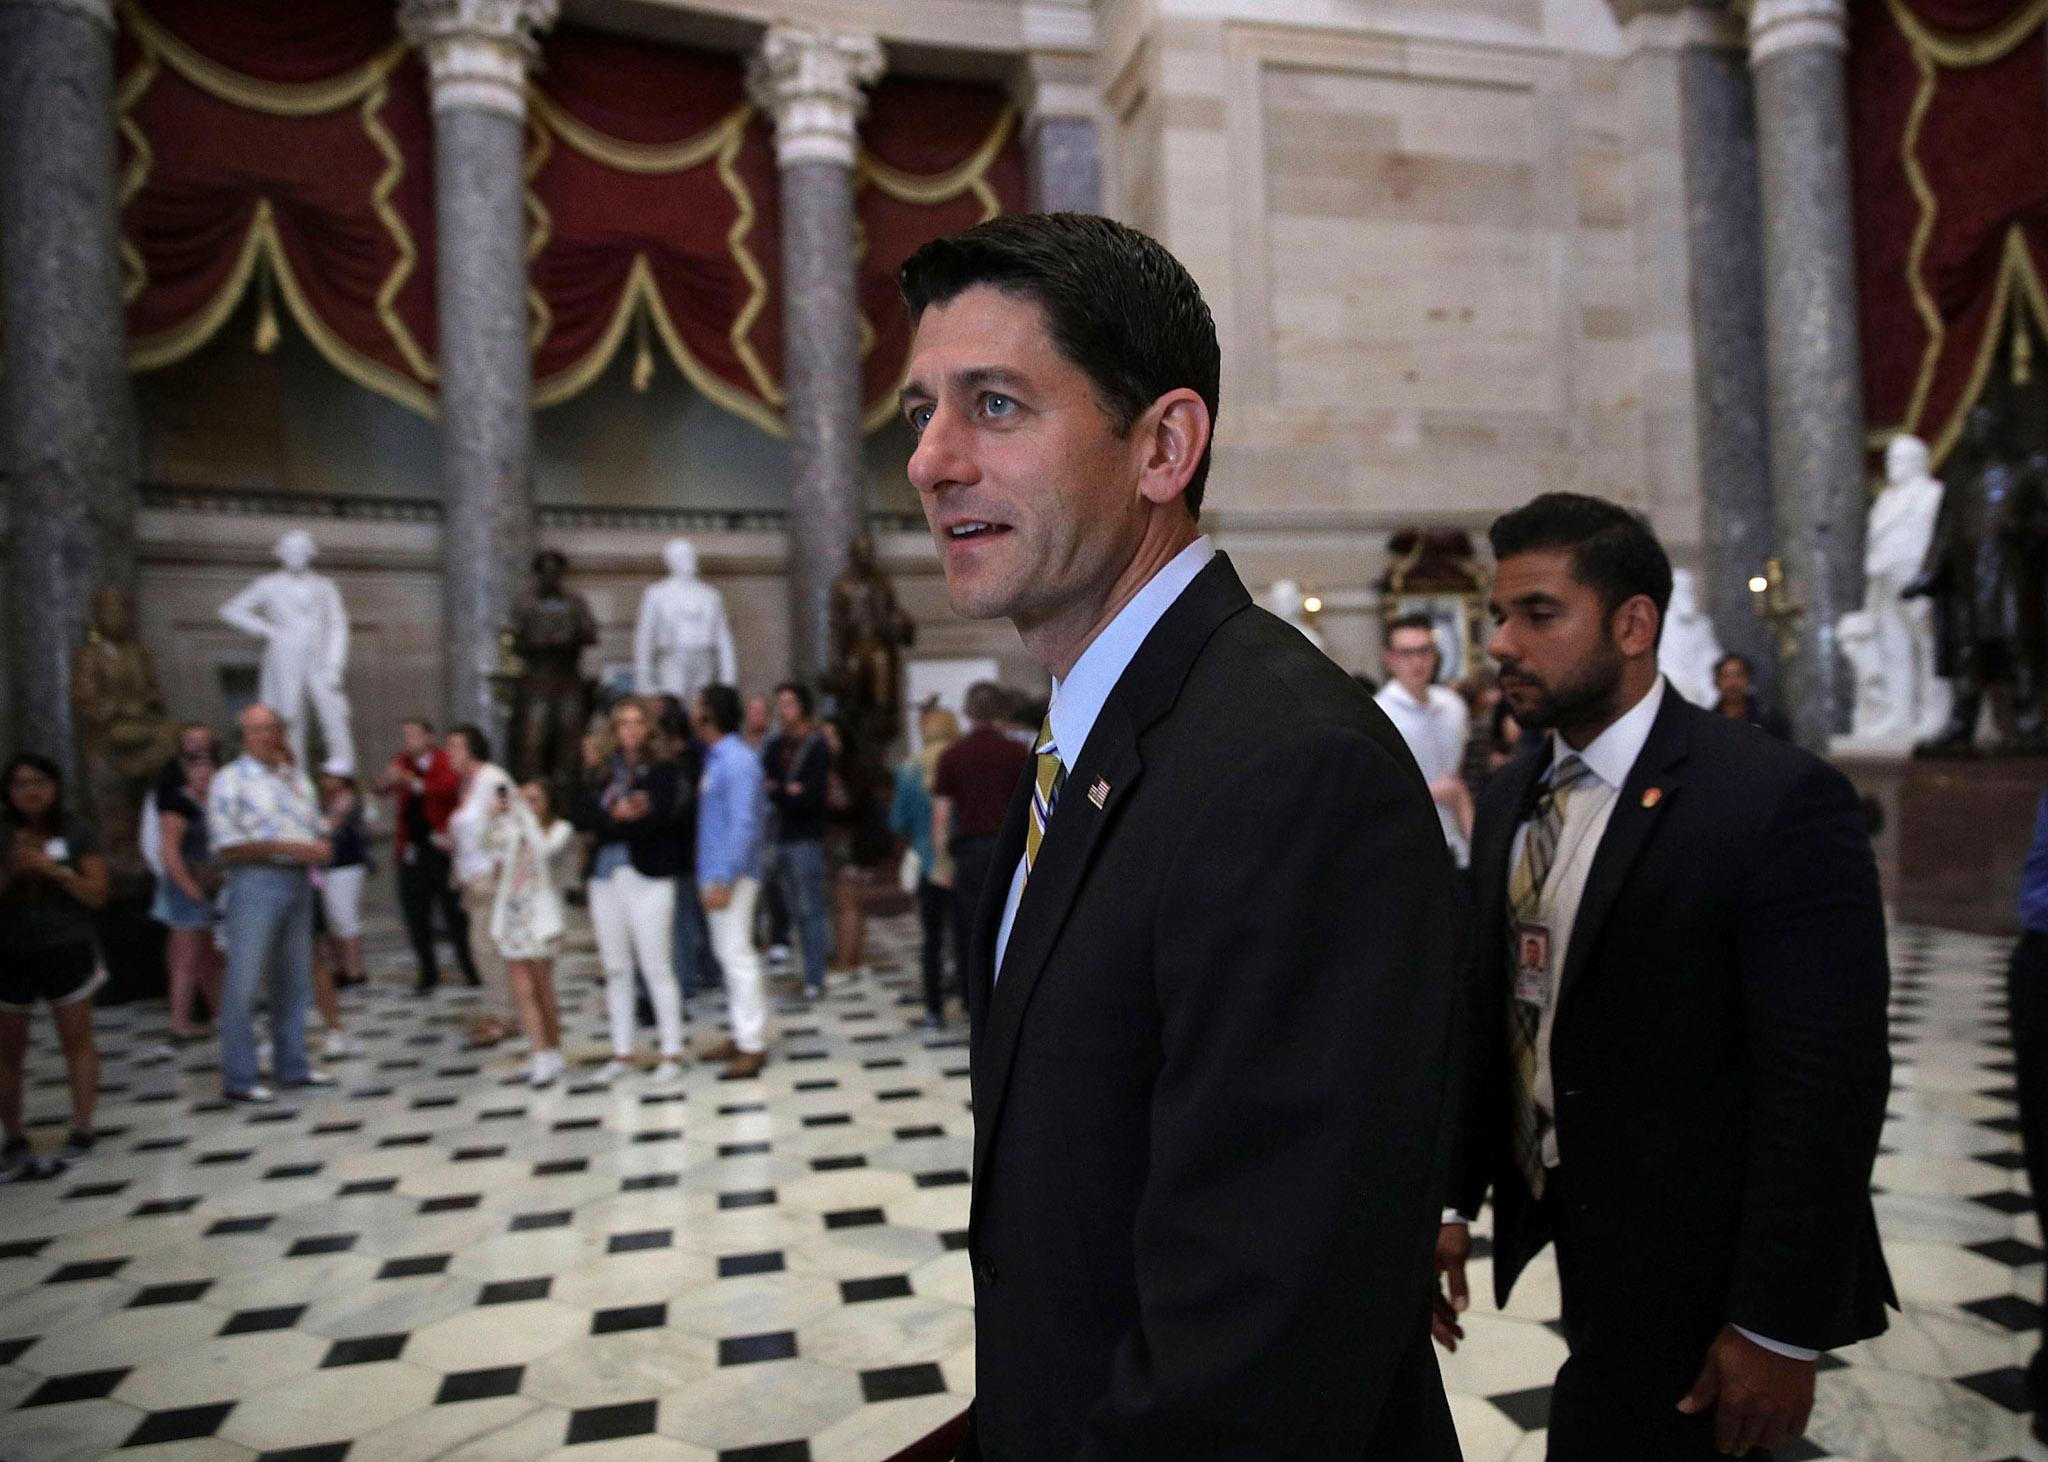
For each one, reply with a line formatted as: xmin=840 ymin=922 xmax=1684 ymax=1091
xmin=1621 ymin=1 xmax=1779 ymax=700
xmin=399 ymin=0 xmax=556 ymax=735
xmin=0 ymin=0 xmax=139 ymax=772
xmin=748 ymin=26 xmax=883 ymax=684
xmin=1016 ymin=55 xmax=1103 ymax=214
xmin=1748 ymin=0 xmax=1865 ymax=749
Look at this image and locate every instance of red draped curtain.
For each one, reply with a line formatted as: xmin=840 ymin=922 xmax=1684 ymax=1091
xmin=115 ymin=2 xmax=1029 ymax=434
xmin=1849 ymin=0 xmax=2048 ymax=465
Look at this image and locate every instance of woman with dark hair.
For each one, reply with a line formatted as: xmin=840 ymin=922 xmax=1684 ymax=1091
xmin=0 ymin=753 xmax=109 ymax=1179
xmin=153 ymin=737 xmax=224 ymax=1044
xmin=571 ymin=697 xmax=687 ymax=1081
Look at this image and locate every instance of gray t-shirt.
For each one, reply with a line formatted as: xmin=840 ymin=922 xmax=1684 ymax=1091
xmin=0 ymin=821 xmax=102 ymax=951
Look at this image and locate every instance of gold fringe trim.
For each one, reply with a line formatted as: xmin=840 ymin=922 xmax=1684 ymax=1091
xmin=115 ymin=45 xmax=159 ymax=305
xmin=531 ymin=90 xmax=741 ymax=175
xmin=857 ymin=107 xmax=1016 ymax=205
xmin=128 ymin=198 xmax=439 ymax=418
xmin=531 ymin=254 xmax=784 ymax=435
xmin=1896 ymin=38 xmax=1945 ymax=434
xmin=716 ymin=105 xmax=783 ymax=408
xmin=1883 ymin=0 xmax=2047 ymax=67
xmin=524 ymin=119 xmax=556 ymax=355
xmin=1927 ymin=227 xmax=2048 ymax=467
xmin=363 ymin=76 xmax=436 ymax=383
xmin=119 ymin=0 xmax=404 ymax=116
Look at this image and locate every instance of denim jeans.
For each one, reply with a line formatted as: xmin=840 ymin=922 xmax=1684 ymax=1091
xmin=774 ymin=839 xmax=831 ymax=993
xmin=221 ymin=865 xmax=314 ymax=1092
xmin=671 ymin=878 xmax=723 ymax=997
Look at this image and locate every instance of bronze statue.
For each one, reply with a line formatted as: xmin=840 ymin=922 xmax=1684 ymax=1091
xmin=1904 ymin=405 xmax=2045 ymax=752
xmin=828 ymin=533 xmax=916 ymax=762
xmin=70 ymin=588 xmax=178 ymax=881
xmin=506 ymin=550 xmax=597 ymax=794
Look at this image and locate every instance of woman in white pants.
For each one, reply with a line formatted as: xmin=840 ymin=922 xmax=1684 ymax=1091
xmin=690 ymin=686 xmax=770 ymax=1079
xmin=570 ymin=698 xmax=686 ymax=1081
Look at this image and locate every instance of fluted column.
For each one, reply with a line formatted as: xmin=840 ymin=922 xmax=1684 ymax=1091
xmin=0 ymin=0 xmax=138 ymax=772
xmin=1748 ymin=0 xmax=1864 ymax=749
xmin=400 ymin=0 xmax=556 ymax=733
xmin=748 ymin=25 xmax=883 ymax=682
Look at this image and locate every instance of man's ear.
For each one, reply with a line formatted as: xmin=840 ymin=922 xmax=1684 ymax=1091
xmin=1133 ymin=388 xmax=1212 ymax=509
xmin=1612 ymin=594 xmax=1662 ymax=658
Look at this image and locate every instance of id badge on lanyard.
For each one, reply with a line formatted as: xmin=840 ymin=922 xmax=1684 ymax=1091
xmin=1514 ymin=921 xmax=1552 ymax=1009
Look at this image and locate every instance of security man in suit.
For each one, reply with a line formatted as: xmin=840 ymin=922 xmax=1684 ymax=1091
xmin=1434 ymin=493 xmax=1895 ymax=1459
xmin=899 ymin=214 xmax=1465 ymax=1459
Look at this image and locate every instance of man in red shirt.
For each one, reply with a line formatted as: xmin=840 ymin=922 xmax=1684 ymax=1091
xmin=933 ymin=682 xmax=1031 ymax=992
xmin=375 ymin=718 xmax=478 ymax=995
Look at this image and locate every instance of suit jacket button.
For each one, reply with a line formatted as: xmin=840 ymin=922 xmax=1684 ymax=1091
xmin=975 ymin=1257 xmax=998 ymax=1287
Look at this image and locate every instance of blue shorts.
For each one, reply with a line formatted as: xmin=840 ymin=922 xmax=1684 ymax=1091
xmin=151 ymin=877 xmax=217 ymax=931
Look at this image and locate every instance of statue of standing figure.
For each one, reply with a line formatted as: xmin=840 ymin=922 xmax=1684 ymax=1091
xmin=71 ymin=589 xmax=179 ymax=881
xmin=829 ymin=533 xmax=916 ymax=760
xmin=508 ymin=549 xmax=598 ymax=794
xmin=1657 ymin=569 xmax=1724 ymax=709
xmin=219 ymin=529 xmax=355 ymax=772
xmin=634 ymin=538 xmax=737 ymax=703
xmin=1838 ymin=434 xmax=1952 ymax=747
xmin=1904 ymin=406 xmax=2045 ymax=751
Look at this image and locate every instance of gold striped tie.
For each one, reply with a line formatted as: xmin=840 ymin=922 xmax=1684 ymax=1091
xmin=1505 ymin=753 xmax=1592 ymax=1200
xmin=1022 ymin=716 xmax=1066 ymax=885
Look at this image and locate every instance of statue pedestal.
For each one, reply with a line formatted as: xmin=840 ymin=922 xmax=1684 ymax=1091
xmin=1837 ymin=750 xmax=2046 ymax=935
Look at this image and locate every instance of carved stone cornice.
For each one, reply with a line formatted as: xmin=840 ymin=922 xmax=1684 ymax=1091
xmin=398 ymin=0 xmax=558 ymax=120
xmin=745 ymin=25 xmax=884 ymax=170
xmin=0 ymin=0 xmax=115 ymax=30
xmin=1746 ymin=0 xmax=1847 ymax=64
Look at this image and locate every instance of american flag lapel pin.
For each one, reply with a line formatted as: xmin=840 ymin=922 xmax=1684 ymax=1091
xmin=1087 ymin=777 xmax=1111 ymax=809
xmin=1641 ymin=786 xmax=1663 ymax=809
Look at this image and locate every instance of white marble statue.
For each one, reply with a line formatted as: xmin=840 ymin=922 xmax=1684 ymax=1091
xmin=1838 ymin=434 xmax=1951 ymax=747
xmin=219 ymin=529 xmax=355 ymax=772
xmin=1658 ymin=568 xmax=1723 ymax=708
xmin=634 ymin=538 xmax=738 ymax=702
xmin=1264 ymin=578 xmax=1326 ymax=652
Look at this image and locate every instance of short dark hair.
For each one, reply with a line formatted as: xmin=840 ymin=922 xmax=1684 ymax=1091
xmin=402 ymin=717 xmax=434 ymax=735
xmin=2 ymin=752 xmax=67 ymax=832
xmin=699 ymin=683 xmax=742 ymax=736
xmin=1715 ymin=652 xmax=1754 ymax=678
xmin=448 ymin=724 xmax=491 ymax=764
xmin=1487 ymin=493 xmax=1672 ymax=639
xmin=532 ymin=549 xmax=567 ymax=574
xmin=1383 ymin=612 xmax=1437 ymax=648
xmin=963 ymin=682 xmax=1008 ymax=724
xmin=899 ymin=213 xmax=1222 ymax=517
xmin=774 ymin=681 xmax=813 ymax=717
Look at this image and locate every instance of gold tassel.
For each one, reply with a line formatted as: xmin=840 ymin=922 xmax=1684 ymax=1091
xmin=631 ymin=308 xmax=654 ymax=392
xmin=2014 ymin=297 xmax=2033 ymax=387
xmin=254 ymin=259 xmax=279 ymax=354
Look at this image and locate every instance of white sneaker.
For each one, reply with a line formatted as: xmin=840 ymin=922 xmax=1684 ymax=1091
xmin=225 ymin=1084 xmax=276 ymax=1104
xmin=324 ymin=1031 xmax=354 ymax=1058
xmin=767 ymin=944 xmax=792 ymax=966
xmin=651 ymin=1060 xmax=683 ymax=1085
xmin=527 ymin=1052 xmax=560 ymax=1088
xmin=596 ymin=1058 xmax=632 ymax=1083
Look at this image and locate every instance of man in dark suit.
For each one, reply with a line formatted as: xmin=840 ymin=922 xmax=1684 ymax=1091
xmin=1434 ymin=494 xmax=1895 ymax=1459
xmin=896 ymin=213 xmax=1463 ymax=1460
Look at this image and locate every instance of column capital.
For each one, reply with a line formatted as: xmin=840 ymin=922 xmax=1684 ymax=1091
xmin=1011 ymin=50 xmax=1099 ymax=129
xmin=1612 ymin=0 xmax=1746 ymax=52
xmin=746 ymin=26 xmax=884 ymax=170
xmin=0 ymin=0 xmax=115 ymax=31
xmin=1745 ymin=0 xmax=1847 ymax=64
xmin=398 ymin=0 xmax=557 ymax=121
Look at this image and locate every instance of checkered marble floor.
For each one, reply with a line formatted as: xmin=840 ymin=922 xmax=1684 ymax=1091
xmin=0 ymin=915 xmax=2040 ymax=1460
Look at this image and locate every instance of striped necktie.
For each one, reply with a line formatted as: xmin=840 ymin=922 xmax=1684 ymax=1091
xmin=1505 ymin=752 xmax=1593 ymax=1200
xmin=1022 ymin=716 xmax=1066 ymax=886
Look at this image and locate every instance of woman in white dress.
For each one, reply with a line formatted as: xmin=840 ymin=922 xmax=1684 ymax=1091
xmin=489 ymin=781 xmax=576 ymax=1086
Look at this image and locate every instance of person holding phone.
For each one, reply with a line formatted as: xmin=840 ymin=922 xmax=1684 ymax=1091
xmin=444 ymin=726 xmax=518 ymax=1048
xmin=0 ymin=754 xmax=110 ymax=1179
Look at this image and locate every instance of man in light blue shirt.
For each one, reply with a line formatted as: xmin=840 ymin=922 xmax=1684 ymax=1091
xmin=690 ymin=684 xmax=769 ymax=1079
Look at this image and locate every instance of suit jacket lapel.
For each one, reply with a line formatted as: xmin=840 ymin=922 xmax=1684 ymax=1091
xmin=1475 ymin=741 xmax=1552 ymax=943
xmin=967 ymin=772 xmax=1033 ymax=1044
xmin=1556 ymin=691 xmax=1692 ymax=1006
xmin=968 ymin=554 xmax=1252 ymax=1225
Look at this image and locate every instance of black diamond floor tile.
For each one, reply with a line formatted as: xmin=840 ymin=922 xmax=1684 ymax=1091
xmin=435 ymin=1364 xmax=525 ymax=1404
xmin=1961 ymin=1295 xmax=2044 ymax=1332
xmin=221 ymin=1304 xmax=307 ymax=1336
xmin=1956 ymin=1365 xmax=2034 ymax=1413
xmin=720 ymin=1251 xmax=785 ymax=1278
xmin=860 ymin=1362 xmax=947 ymax=1403
xmin=1486 ymin=1384 xmax=1551 ymax=1432
xmin=23 ymin=1366 xmax=130 ymax=1407
xmin=719 ymin=1330 xmax=799 ymax=1365
xmin=131 ymin=1279 xmax=213 ymax=1307
xmin=593 ymin=1302 xmax=667 ymax=1334
xmin=125 ymin=1400 xmax=236 ymax=1445
xmin=478 ymin=1276 xmax=552 ymax=1305
xmin=564 ymin=1398 xmax=659 ymax=1444
xmin=841 ymin=1275 xmax=914 ymax=1304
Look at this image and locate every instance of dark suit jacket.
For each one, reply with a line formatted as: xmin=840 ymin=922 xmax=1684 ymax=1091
xmin=960 ymin=555 xmax=1464 ymax=1461
xmin=570 ymin=758 xmax=687 ymax=880
xmin=1449 ymin=688 xmax=1895 ymax=1405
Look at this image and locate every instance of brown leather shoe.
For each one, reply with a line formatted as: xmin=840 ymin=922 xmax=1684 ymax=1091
xmin=700 ymin=1038 xmax=740 ymax=1062
xmin=724 ymin=1050 xmax=767 ymax=1079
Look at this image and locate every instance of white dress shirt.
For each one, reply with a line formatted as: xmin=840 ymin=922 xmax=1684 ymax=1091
xmin=447 ymin=762 xmax=515 ymax=886
xmin=991 ymin=535 xmax=1217 ymax=979
xmin=1374 ymin=679 xmax=1472 ymax=867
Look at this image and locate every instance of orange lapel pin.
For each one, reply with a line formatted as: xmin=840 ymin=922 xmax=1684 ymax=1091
xmin=1641 ymin=787 xmax=1663 ymax=809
